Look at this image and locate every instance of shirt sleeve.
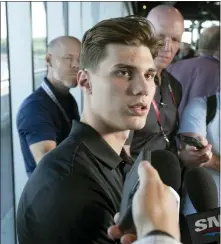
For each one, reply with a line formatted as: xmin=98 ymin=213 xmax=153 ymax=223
xmin=133 ymin=235 xmax=182 ymax=244
xmin=178 ymin=97 xmax=207 ymax=138
xmin=17 ymin=102 xmax=57 ymax=146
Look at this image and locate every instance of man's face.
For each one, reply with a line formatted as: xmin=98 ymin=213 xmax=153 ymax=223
xmin=50 ymin=39 xmax=81 ymax=88
xmin=152 ymin=17 xmax=184 ymax=69
xmin=81 ymin=44 xmax=156 ymax=131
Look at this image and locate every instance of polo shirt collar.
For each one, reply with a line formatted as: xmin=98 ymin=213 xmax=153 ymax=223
xmin=43 ymin=77 xmax=71 ymax=104
xmin=70 ymin=120 xmax=133 ymax=169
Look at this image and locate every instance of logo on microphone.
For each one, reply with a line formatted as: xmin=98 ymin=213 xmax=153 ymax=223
xmin=194 ymin=215 xmax=220 ymax=237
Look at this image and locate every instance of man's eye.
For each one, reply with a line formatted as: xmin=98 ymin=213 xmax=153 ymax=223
xmin=145 ymin=73 xmax=155 ymax=80
xmin=116 ymin=70 xmax=131 ymax=78
xmin=172 ymin=38 xmax=180 ymax=43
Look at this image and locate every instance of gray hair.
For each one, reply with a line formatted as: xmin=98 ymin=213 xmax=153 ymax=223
xmin=198 ymin=26 xmax=220 ymax=56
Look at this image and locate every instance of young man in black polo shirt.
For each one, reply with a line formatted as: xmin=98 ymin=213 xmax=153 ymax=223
xmin=17 ymin=16 xmax=162 ymax=244
xmin=16 ymin=36 xmax=80 ymax=176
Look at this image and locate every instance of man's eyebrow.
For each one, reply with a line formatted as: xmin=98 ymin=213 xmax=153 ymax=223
xmin=113 ymin=63 xmax=157 ymax=73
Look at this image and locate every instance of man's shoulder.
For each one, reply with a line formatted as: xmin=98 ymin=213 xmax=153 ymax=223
xmin=17 ymin=88 xmax=53 ymax=119
xmin=31 ymin=136 xmax=101 ymax=183
xmin=17 ymin=136 xmax=117 ymax=243
xmin=20 ymin=138 xmax=100 ymax=201
xmin=168 ymin=57 xmax=199 ymax=69
xmin=166 ymin=70 xmax=181 ymax=86
xmin=168 ymin=56 xmax=218 ymax=74
xmin=164 ymin=70 xmax=182 ymax=93
xmin=18 ymin=138 xmax=106 ymax=220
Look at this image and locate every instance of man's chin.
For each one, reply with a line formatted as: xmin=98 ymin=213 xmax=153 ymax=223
xmin=155 ymin=59 xmax=171 ymax=69
xmin=126 ymin=118 xmax=147 ymax=131
xmin=65 ymin=81 xmax=78 ymax=89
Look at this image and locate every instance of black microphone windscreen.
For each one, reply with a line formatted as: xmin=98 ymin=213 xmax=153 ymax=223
xmin=185 ymin=167 xmax=218 ymax=212
xmin=151 ymin=150 xmax=181 ymax=192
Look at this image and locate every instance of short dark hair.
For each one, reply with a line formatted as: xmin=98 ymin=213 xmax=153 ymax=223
xmin=80 ymin=16 xmax=162 ymax=71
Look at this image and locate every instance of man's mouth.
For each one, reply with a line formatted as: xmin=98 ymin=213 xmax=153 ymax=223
xmin=128 ymin=103 xmax=148 ymax=116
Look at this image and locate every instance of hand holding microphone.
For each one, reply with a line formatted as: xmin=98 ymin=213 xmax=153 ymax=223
xmin=132 ymin=161 xmax=180 ymax=241
xmin=108 ymin=150 xmax=181 ymax=244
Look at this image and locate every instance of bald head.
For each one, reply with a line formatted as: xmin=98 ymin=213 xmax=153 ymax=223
xmin=147 ymin=4 xmax=184 ymax=25
xmin=146 ymin=5 xmax=184 ymax=71
xmin=47 ymin=36 xmax=81 ymax=54
xmin=198 ymin=26 xmax=220 ymax=56
xmin=46 ymin=36 xmax=81 ymax=89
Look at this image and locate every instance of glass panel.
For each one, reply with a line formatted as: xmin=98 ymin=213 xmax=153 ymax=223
xmin=31 ymin=2 xmax=47 ymax=89
xmin=1 ymin=2 xmax=9 ymax=82
xmin=184 ymin=20 xmax=192 ymax=29
xmin=182 ymin=31 xmax=192 ymax=44
xmin=192 ymin=29 xmax=199 ymax=43
xmin=1 ymin=2 xmax=16 ymax=244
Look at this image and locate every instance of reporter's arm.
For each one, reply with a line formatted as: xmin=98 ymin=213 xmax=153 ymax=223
xmin=178 ymin=98 xmax=212 ymax=167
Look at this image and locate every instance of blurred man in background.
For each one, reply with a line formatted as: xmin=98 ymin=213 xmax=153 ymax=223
xmin=17 ymin=36 xmax=81 ymax=176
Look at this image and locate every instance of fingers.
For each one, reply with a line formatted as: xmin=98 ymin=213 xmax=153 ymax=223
xmin=185 ymin=145 xmax=197 ymax=151
xmin=107 ymin=225 xmax=123 ymax=240
xmin=120 ymin=234 xmax=137 ymax=244
xmin=195 ymin=136 xmax=208 ymax=147
xmin=188 ymin=144 xmax=212 ymax=157
xmin=114 ymin=212 xmax=120 ymax=224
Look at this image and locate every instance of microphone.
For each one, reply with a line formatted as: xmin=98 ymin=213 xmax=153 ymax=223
xmin=151 ymin=150 xmax=181 ymax=193
xmin=185 ymin=168 xmax=220 ymax=244
xmin=119 ymin=149 xmax=181 ymax=231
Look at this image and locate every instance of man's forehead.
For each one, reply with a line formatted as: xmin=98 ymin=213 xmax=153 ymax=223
xmin=103 ymin=44 xmax=156 ymax=70
xmin=106 ymin=44 xmax=152 ymax=59
xmin=52 ymin=38 xmax=81 ymax=52
xmin=57 ymin=40 xmax=81 ymax=55
xmin=156 ymin=24 xmax=183 ymax=38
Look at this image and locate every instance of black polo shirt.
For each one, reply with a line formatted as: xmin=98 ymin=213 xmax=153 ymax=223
xmin=127 ymin=70 xmax=182 ymax=159
xmin=16 ymin=77 xmax=80 ymax=176
xmin=17 ymin=120 xmax=133 ymax=244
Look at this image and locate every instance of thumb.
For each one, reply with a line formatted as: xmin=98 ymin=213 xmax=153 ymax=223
xmin=195 ymin=136 xmax=208 ymax=147
xmin=138 ymin=161 xmax=162 ymax=188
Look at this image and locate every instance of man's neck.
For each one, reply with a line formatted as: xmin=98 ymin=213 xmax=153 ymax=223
xmin=46 ymin=75 xmax=69 ymax=96
xmin=81 ymin=111 xmax=129 ymax=155
xmin=102 ymin=131 xmax=129 ymax=155
xmin=156 ymin=68 xmax=163 ymax=85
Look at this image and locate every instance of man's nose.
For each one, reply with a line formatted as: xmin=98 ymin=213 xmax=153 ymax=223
xmin=71 ymin=59 xmax=78 ymax=67
xmin=163 ymin=37 xmax=172 ymax=52
xmin=129 ymin=75 xmax=156 ymax=96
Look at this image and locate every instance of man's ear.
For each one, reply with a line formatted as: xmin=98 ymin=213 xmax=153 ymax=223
xmin=77 ymin=69 xmax=92 ymax=94
xmin=46 ymin=54 xmax=52 ymax=67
